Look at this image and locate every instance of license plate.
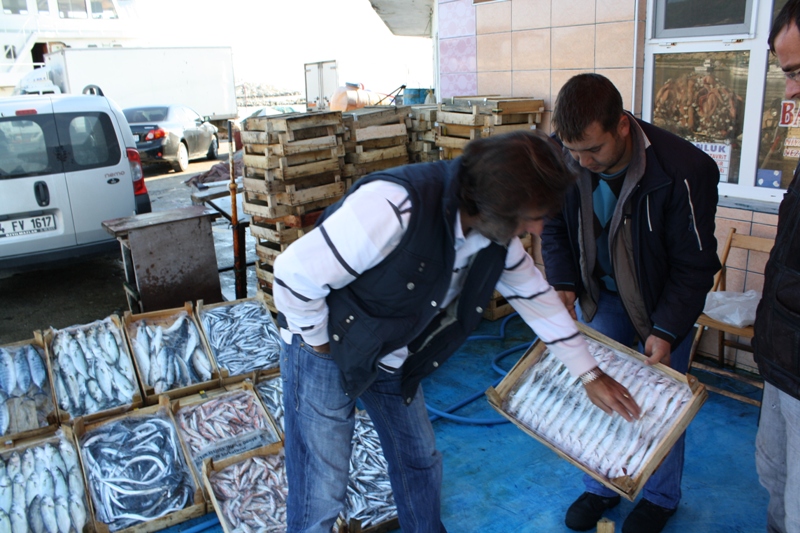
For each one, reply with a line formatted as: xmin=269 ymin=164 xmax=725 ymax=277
xmin=133 ymin=134 xmax=140 ymax=142
xmin=0 ymin=214 xmax=57 ymax=238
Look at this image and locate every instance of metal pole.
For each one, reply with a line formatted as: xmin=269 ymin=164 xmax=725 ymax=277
xmin=228 ymin=121 xmax=247 ymax=299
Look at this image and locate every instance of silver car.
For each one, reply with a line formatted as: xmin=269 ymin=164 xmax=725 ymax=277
xmin=0 ymin=94 xmax=151 ymax=270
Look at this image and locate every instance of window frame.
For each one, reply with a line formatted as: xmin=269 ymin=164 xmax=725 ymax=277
xmin=653 ymin=0 xmax=756 ymax=40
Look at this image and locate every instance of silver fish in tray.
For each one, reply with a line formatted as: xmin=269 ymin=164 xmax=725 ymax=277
xmin=50 ymin=317 xmax=138 ymax=418
xmin=80 ymin=414 xmax=196 ymax=532
xmin=201 ymin=301 xmax=281 ymax=377
xmin=0 ymin=344 xmax=55 ymax=437
xmin=130 ymin=312 xmax=214 ymax=394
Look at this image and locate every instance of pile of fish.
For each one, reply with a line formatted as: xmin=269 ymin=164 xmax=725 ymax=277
xmin=130 ymin=312 xmax=215 ymax=395
xmin=50 ymin=318 xmax=139 ymax=418
xmin=0 ymin=432 xmax=88 ymax=533
xmin=254 ymin=376 xmax=397 ymax=530
xmin=80 ymin=413 xmax=196 ymax=531
xmin=255 ymin=376 xmax=284 ymax=431
xmin=176 ymin=389 xmax=280 ymax=473
xmin=504 ymin=337 xmax=694 ymax=479
xmin=344 ymin=410 xmax=397 ymax=529
xmin=209 ymin=452 xmax=287 ymax=533
xmin=0 ymin=343 xmax=54 ymax=437
xmin=201 ymin=301 xmax=281 ymax=377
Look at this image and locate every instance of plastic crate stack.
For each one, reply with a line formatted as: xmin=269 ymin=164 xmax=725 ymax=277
xmin=406 ymin=104 xmax=440 ymax=163
xmin=342 ymin=106 xmax=412 ymax=184
xmin=240 ymin=111 xmax=347 ymax=311
xmin=435 ymin=96 xmax=545 ymax=160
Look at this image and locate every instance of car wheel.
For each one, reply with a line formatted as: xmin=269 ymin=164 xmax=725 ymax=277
xmin=207 ymin=136 xmax=219 ymax=160
xmin=172 ymin=142 xmax=189 ymax=173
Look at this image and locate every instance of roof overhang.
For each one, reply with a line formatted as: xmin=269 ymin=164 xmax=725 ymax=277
xmin=369 ymin=0 xmax=434 ymax=37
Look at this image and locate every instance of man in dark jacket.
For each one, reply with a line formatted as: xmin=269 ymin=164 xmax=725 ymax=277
xmin=543 ymin=73 xmax=721 ymax=533
xmin=754 ymin=3 xmax=800 ymax=531
xmin=273 ymin=131 xmax=640 ymax=533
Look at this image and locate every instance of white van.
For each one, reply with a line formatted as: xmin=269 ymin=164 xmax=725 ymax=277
xmin=0 ymin=94 xmax=150 ymax=270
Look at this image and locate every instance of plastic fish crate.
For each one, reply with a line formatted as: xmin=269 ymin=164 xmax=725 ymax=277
xmin=122 ymin=302 xmax=221 ymax=405
xmin=0 ymin=425 xmax=93 ymax=532
xmin=169 ymin=380 xmax=283 ymax=502
xmin=202 ymin=441 xmax=287 ymax=533
xmin=0 ymin=333 xmax=62 ymax=443
xmin=195 ymin=293 xmax=281 ymax=387
xmin=73 ymin=397 xmax=207 ymax=533
xmin=486 ymin=323 xmax=707 ymax=501
xmin=44 ymin=315 xmax=143 ymax=426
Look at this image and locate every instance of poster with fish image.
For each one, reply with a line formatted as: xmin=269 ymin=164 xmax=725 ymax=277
xmin=124 ymin=304 xmax=220 ymax=404
xmin=75 ymin=400 xmax=206 ymax=533
xmin=171 ymin=383 xmax=282 ymax=491
xmin=203 ymin=442 xmax=288 ymax=533
xmin=486 ymin=324 xmax=707 ymax=501
xmin=0 ymin=335 xmax=58 ymax=442
xmin=0 ymin=426 xmax=91 ymax=533
xmin=197 ymin=296 xmax=282 ymax=383
xmin=46 ymin=316 xmax=142 ymax=424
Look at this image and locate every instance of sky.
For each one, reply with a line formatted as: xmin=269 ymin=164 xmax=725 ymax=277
xmin=127 ymin=0 xmax=434 ymax=96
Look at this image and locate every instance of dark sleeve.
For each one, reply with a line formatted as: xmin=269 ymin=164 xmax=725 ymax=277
xmin=540 ymin=194 xmax=581 ymax=292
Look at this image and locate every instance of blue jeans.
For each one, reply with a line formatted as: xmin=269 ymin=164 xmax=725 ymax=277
xmin=756 ymin=382 xmax=800 ymax=533
xmin=280 ymin=334 xmax=447 ymax=533
xmin=577 ymin=290 xmax=691 ymax=510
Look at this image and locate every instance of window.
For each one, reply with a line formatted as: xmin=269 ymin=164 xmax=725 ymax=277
xmin=0 ymin=116 xmax=60 ymax=179
xmin=2 ymin=0 xmax=28 ymax=14
xmin=58 ymin=113 xmax=120 ymax=170
xmin=58 ymin=0 xmax=87 ymax=19
xmin=37 ymin=0 xmax=50 ymax=14
xmin=89 ymin=0 xmax=116 ymax=19
xmin=653 ymin=0 xmax=754 ymax=38
xmin=4 ymin=45 xmax=16 ymax=60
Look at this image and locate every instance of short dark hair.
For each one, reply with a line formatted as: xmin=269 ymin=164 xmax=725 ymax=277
xmin=769 ymin=0 xmax=800 ymax=53
xmin=457 ymin=130 xmax=575 ymax=229
xmin=552 ymin=73 xmax=624 ymax=143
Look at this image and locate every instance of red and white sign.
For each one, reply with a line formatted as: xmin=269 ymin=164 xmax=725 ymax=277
xmin=692 ymin=141 xmax=731 ymax=182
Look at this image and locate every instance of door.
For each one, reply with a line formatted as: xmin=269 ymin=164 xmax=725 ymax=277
xmin=0 ymin=97 xmax=76 ymax=259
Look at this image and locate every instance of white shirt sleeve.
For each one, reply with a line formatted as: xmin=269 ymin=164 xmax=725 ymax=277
xmin=496 ymin=237 xmax=597 ymax=377
xmin=273 ymin=181 xmax=411 ymax=347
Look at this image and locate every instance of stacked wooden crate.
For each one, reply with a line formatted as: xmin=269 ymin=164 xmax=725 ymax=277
xmin=406 ymin=104 xmax=440 ymax=163
xmin=240 ymin=111 xmax=347 ymax=310
xmin=436 ymin=96 xmax=545 ymax=160
xmin=342 ymin=106 xmax=411 ymax=183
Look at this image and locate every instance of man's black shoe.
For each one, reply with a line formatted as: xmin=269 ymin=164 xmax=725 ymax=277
xmin=622 ymin=499 xmax=677 ymax=533
xmin=565 ymin=492 xmax=622 ymax=531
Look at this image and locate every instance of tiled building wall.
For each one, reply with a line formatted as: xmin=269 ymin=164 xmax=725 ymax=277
xmin=438 ymin=0 xmax=646 ymax=129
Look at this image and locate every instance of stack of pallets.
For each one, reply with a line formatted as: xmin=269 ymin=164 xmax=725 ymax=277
xmin=436 ymin=96 xmax=545 ymax=160
xmin=342 ymin=106 xmax=411 ymax=183
xmin=406 ymin=105 xmax=440 ymax=163
xmin=240 ymin=111 xmax=347 ymax=309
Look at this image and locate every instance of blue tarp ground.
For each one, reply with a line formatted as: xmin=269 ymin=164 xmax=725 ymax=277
xmin=161 ymin=314 xmax=767 ymax=533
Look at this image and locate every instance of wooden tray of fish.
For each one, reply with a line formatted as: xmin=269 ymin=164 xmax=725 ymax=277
xmin=196 ymin=293 xmax=282 ymax=386
xmin=0 ymin=333 xmax=61 ymax=443
xmin=73 ymin=398 xmax=206 ymax=533
xmin=123 ymin=302 xmax=221 ymax=405
xmin=170 ymin=380 xmax=282 ymax=500
xmin=253 ymin=369 xmax=285 ymax=439
xmin=0 ymin=425 xmax=92 ymax=532
xmin=45 ymin=315 xmax=143 ymax=425
xmin=486 ymin=323 xmax=707 ymax=501
xmin=203 ymin=441 xmax=287 ymax=533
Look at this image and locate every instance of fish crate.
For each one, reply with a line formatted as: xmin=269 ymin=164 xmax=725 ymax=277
xmin=342 ymin=107 xmax=411 ymax=182
xmin=202 ymin=441 xmax=287 ymax=533
xmin=406 ymin=105 xmax=440 ymax=164
xmin=0 ymin=333 xmax=62 ymax=443
xmin=122 ymin=302 xmax=221 ymax=406
xmin=0 ymin=425 xmax=93 ymax=532
xmin=486 ymin=323 xmax=708 ymax=501
xmin=44 ymin=315 xmax=143 ymax=426
xmin=253 ymin=368 xmax=284 ymax=438
xmin=73 ymin=397 xmax=206 ymax=532
xmin=169 ymin=380 xmax=282 ymax=501
xmin=195 ymin=293 xmax=282 ymax=386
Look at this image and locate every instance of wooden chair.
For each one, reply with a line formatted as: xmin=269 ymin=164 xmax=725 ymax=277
xmin=688 ymin=227 xmax=774 ymax=407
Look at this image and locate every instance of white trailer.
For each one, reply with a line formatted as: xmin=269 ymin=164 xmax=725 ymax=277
xmin=18 ymin=47 xmax=238 ymax=121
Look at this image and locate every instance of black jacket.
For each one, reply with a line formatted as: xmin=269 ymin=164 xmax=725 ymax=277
xmin=542 ymin=118 xmax=721 ymax=346
xmin=754 ymin=168 xmax=800 ymax=400
xmin=318 ymin=159 xmax=508 ymax=401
